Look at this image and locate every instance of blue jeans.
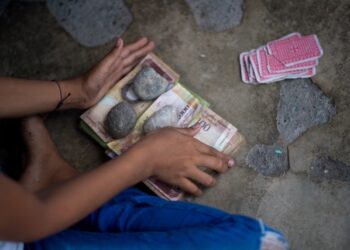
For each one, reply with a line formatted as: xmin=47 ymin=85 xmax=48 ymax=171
xmin=25 ymin=188 xmax=288 ymax=250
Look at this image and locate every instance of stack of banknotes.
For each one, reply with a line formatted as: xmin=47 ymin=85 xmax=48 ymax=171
xmin=81 ymin=53 xmax=244 ymax=201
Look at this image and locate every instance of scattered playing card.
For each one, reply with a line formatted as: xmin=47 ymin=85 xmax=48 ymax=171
xmin=267 ymin=34 xmax=323 ymax=66
xmin=239 ymin=32 xmax=322 ymax=84
xmin=239 ymin=52 xmax=251 ymax=84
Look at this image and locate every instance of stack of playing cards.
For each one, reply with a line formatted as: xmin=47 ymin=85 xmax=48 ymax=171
xmin=240 ymin=32 xmax=323 ymax=84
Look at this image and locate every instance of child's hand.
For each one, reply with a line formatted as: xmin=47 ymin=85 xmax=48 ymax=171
xmin=73 ymin=37 xmax=155 ymax=109
xmin=125 ymin=125 xmax=235 ymax=196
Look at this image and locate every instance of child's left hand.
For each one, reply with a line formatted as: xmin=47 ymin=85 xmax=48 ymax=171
xmin=72 ymin=37 xmax=155 ymax=109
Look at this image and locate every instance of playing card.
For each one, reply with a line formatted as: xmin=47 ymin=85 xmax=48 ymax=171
xmin=246 ymin=52 xmax=257 ymax=83
xmin=257 ymin=47 xmax=308 ymax=76
xmin=300 ymin=67 xmax=316 ymax=78
xmin=238 ymin=32 xmax=322 ymax=85
xmin=243 ymin=53 xmax=251 ymax=76
xmin=266 ymin=32 xmax=301 ymax=54
xmin=249 ymin=51 xmax=285 ymax=83
xmin=266 ymin=34 xmax=323 ymax=66
xmin=266 ymin=53 xmax=318 ymax=73
xmin=239 ymin=52 xmax=251 ymax=83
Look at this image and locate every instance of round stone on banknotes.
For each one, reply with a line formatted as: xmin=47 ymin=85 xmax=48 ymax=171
xmin=133 ymin=66 xmax=170 ymax=101
xmin=122 ymin=83 xmax=139 ymax=102
xmin=143 ymin=105 xmax=179 ymax=133
xmin=105 ymin=102 xmax=137 ymax=139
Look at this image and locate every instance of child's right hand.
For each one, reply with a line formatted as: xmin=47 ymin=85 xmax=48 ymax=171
xmin=124 ymin=125 xmax=235 ymax=196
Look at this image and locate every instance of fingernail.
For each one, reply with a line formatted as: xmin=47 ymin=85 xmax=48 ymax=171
xmin=228 ymin=159 xmax=235 ymax=168
xmin=191 ymin=123 xmax=200 ymax=129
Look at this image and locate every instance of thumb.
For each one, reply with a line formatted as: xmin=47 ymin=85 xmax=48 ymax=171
xmin=176 ymin=123 xmax=201 ymax=137
xmin=111 ymin=38 xmax=124 ymax=58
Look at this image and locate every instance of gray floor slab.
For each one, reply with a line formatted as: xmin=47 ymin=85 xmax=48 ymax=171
xmin=277 ymin=78 xmax=336 ymax=146
xmin=185 ymin=0 xmax=243 ymax=32
xmin=46 ymin=0 xmax=132 ymax=47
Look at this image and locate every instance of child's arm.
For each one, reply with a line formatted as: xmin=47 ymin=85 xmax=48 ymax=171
xmin=0 ymin=37 xmax=155 ymax=118
xmin=0 ymin=126 xmax=233 ymax=242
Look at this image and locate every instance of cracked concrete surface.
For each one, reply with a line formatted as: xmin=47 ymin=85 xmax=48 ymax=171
xmin=0 ymin=0 xmax=349 ymax=249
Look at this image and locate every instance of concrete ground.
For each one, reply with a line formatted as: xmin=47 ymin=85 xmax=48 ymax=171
xmin=1 ymin=0 xmax=349 ymax=249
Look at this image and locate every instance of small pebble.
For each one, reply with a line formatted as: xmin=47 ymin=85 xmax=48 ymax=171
xmin=105 ymin=102 xmax=137 ymax=139
xmin=143 ymin=105 xmax=179 ymax=133
xmin=133 ymin=66 xmax=170 ymax=101
xmin=122 ymin=83 xmax=139 ymax=102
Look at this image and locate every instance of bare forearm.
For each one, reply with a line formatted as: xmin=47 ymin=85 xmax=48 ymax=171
xmin=0 ymin=77 xmax=85 ymax=118
xmin=0 ymin=151 xmax=149 ymax=242
xmin=36 ymin=153 xmax=149 ymax=239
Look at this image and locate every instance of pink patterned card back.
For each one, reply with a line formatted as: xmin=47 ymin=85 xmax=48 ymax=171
xmin=256 ymin=47 xmax=284 ymax=78
xmin=300 ymin=67 xmax=316 ymax=78
xmin=267 ymin=34 xmax=323 ymax=66
xmin=266 ymin=32 xmax=301 ymax=54
xmin=239 ymin=52 xmax=251 ymax=83
xmin=249 ymin=51 xmax=285 ymax=83
xmin=266 ymin=53 xmax=318 ymax=73
xmin=257 ymin=47 xmax=309 ymax=77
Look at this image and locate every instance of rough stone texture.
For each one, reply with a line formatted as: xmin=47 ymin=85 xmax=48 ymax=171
xmin=143 ymin=105 xmax=178 ymax=134
xmin=1 ymin=1 xmax=350 ymax=249
xmin=46 ymin=0 xmax=132 ymax=47
xmin=105 ymin=102 xmax=136 ymax=139
xmin=309 ymin=156 xmax=350 ymax=182
xmin=133 ymin=66 xmax=169 ymax=101
xmin=277 ymin=78 xmax=336 ymax=146
xmin=185 ymin=0 xmax=243 ymax=32
xmin=246 ymin=144 xmax=288 ymax=176
xmin=121 ymin=83 xmax=139 ymax=102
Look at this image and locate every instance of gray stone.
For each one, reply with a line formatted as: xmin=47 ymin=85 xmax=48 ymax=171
xmin=309 ymin=156 xmax=350 ymax=182
xmin=143 ymin=105 xmax=178 ymax=134
xmin=105 ymin=102 xmax=136 ymax=139
xmin=121 ymin=83 xmax=139 ymax=102
xmin=246 ymin=144 xmax=289 ymax=176
xmin=185 ymin=0 xmax=243 ymax=32
xmin=46 ymin=0 xmax=132 ymax=47
xmin=277 ymin=78 xmax=336 ymax=145
xmin=0 ymin=0 xmax=11 ymax=16
xmin=133 ymin=66 xmax=170 ymax=101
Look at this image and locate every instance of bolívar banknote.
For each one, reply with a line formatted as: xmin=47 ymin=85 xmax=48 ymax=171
xmin=107 ymin=82 xmax=209 ymax=155
xmin=80 ymin=53 xmax=180 ymax=144
xmin=80 ymin=53 xmax=244 ymax=201
xmin=106 ymin=85 xmax=243 ymax=200
xmin=140 ymin=107 xmax=244 ymax=201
